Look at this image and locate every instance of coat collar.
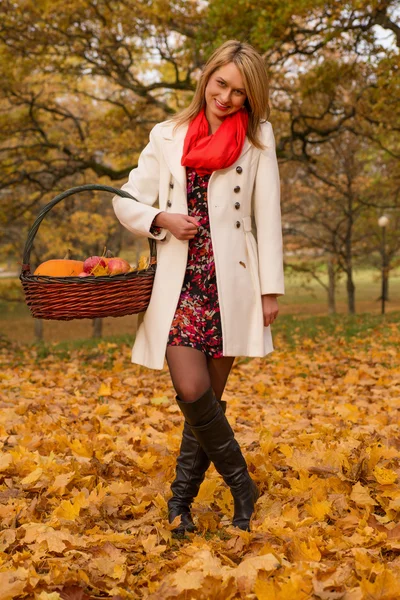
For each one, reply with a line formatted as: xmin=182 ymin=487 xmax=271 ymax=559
xmin=159 ymin=120 xmax=253 ymax=190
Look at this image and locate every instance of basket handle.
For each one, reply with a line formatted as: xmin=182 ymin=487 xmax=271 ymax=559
xmin=21 ymin=184 xmax=156 ymax=271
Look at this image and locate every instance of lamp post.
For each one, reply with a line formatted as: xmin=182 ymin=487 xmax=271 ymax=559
xmin=378 ymin=215 xmax=389 ymax=315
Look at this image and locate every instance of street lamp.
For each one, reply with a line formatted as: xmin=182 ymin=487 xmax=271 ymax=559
xmin=378 ymin=215 xmax=389 ymax=315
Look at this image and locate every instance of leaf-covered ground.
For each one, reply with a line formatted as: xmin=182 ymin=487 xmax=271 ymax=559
xmin=0 ymin=317 xmax=400 ymax=600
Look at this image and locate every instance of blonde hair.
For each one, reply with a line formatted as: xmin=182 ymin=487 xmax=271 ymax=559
xmin=173 ymin=40 xmax=270 ymax=149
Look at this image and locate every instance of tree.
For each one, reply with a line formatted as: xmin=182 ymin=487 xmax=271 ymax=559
xmin=0 ymin=0 xmax=398 ymax=322
xmin=280 ymin=55 xmax=400 ymax=313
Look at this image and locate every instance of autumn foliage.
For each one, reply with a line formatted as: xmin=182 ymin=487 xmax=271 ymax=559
xmin=1 ymin=318 xmax=399 ymax=599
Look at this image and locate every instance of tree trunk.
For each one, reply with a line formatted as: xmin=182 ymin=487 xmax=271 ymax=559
xmin=92 ymin=318 xmax=103 ymax=338
xmin=345 ymin=197 xmax=356 ymax=314
xmin=346 ymin=269 xmax=356 ymax=314
xmin=327 ymin=255 xmax=336 ymax=314
xmin=383 ymin=269 xmax=389 ymax=302
xmin=34 ymin=319 xmax=43 ymax=341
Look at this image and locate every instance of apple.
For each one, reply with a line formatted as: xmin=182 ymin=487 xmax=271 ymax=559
xmin=107 ymin=257 xmax=131 ymax=275
xmin=83 ymin=256 xmax=107 ymax=274
xmin=78 ymin=271 xmax=90 ymax=277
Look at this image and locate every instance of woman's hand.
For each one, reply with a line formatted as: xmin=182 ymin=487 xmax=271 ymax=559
xmin=153 ymin=212 xmax=200 ymax=240
xmin=262 ymin=294 xmax=279 ymax=327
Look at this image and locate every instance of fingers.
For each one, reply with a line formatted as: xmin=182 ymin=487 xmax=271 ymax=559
xmin=186 ymin=216 xmax=201 ymax=227
xmin=181 ymin=224 xmax=198 ymax=240
xmin=173 ymin=215 xmax=200 ymax=240
xmin=176 ymin=228 xmax=198 ymax=241
xmin=264 ymin=311 xmax=279 ymax=327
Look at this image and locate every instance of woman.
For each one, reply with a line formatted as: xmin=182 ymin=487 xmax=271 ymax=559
xmin=113 ymin=40 xmax=284 ymax=534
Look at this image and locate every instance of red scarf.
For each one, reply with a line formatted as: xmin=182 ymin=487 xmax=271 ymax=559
xmin=181 ymin=108 xmax=248 ymax=175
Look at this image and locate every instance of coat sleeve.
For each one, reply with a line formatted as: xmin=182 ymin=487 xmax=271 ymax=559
xmin=112 ymin=125 xmax=167 ymax=240
xmin=253 ymin=122 xmax=285 ymax=296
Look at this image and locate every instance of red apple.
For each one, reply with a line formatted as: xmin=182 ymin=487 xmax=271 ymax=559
xmin=83 ymin=256 xmax=107 ymax=274
xmin=107 ymin=257 xmax=131 ymax=275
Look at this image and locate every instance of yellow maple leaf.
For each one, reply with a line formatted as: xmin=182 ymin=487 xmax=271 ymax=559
xmin=47 ymin=471 xmax=75 ymax=495
xmin=254 ymin=577 xmax=277 ymax=600
xmin=343 ymin=370 xmax=359 ymax=384
xmin=134 ymin=452 xmax=157 ymax=471
xmin=350 ymin=481 xmax=377 ymax=506
xmin=0 ymin=453 xmax=12 ymax=472
xmin=150 ymin=395 xmax=169 ymax=405
xmin=353 ymin=548 xmax=384 ymax=576
xmin=306 ymin=497 xmax=332 ymax=520
xmin=291 ymin=538 xmax=321 ymax=562
xmin=98 ymin=382 xmax=112 ymax=396
xmin=172 ymin=569 xmax=204 ymax=592
xmin=95 ymin=404 xmax=110 ymax=415
xmin=259 ymin=428 xmax=275 ymax=454
xmin=232 ymin=553 xmax=281 ymax=586
xmin=374 ymin=466 xmax=398 ymax=485
xmin=288 ymin=470 xmax=313 ymax=493
xmin=36 ymin=529 xmax=72 ymax=553
xmin=91 ymin=543 xmax=126 ymax=578
xmin=91 ymin=263 xmax=110 ymax=277
xmin=278 ymin=576 xmax=313 ymax=600
xmin=286 ymin=450 xmax=315 ymax=472
xmin=253 ymin=381 xmax=268 ymax=395
xmin=0 ymin=530 xmax=16 ymax=552
xmin=335 ymin=403 xmax=360 ymax=422
xmin=137 ymin=255 xmax=149 ymax=270
xmin=388 ymin=494 xmax=400 ymax=511
xmin=112 ymin=564 xmax=125 ymax=580
xmin=69 ymin=439 xmax=92 ymax=458
xmin=361 ymin=568 xmax=400 ymax=598
xmin=279 ymin=443 xmax=293 ymax=458
xmin=216 ymin=487 xmax=233 ymax=513
xmin=53 ymin=491 xmax=89 ymax=520
xmin=0 ymin=567 xmax=29 ymax=600
xmin=196 ymin=478 xmax=219 ymax=502
xmin=77 ymin=571 xmax=90 ymax=584
xmin=21 ymin=467 xmax=43 ymax=486
xmin=141 ymin=534 xmax=157 ymax=553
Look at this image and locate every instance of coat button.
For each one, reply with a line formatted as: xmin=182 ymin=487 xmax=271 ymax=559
xmin=235 ymin=221 xmax=241 ymax=228
xmin=167 ymin=200 xmax=172 ymax=207
xmin=234 ymin=202 xmax=240 ymax=210
xmin=169 ymin=182 xmax=174 ymax=189
xmin=236 ymin=166 xmax=243 ymax=174
xmin=234 ymin=186 xmax=240 ymax=193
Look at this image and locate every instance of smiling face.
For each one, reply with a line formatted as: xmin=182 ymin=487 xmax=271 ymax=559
xmin=204 ymin=62 xmax=247 ymax=132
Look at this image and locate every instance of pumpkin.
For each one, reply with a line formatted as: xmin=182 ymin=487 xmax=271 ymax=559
xmin=34 ymin=259 xmax=84 ymax=277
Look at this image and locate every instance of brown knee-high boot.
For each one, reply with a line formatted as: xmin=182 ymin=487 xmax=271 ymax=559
xmin=168 ymin=399 xmax=227 ymax=535
xmin=175 ymin=387 xmax=259 ymax=531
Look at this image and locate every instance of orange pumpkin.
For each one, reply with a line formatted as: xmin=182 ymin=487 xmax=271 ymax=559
xmin=34 ymin=259 xmax=84 ymax=277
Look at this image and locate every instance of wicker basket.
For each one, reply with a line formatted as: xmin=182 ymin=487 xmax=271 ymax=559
xmin=20 ymin=184 xmax=156 ymax=320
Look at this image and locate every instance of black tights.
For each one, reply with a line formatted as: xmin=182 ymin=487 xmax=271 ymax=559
xmin=166 ymin=346 xmax=235 ymax=403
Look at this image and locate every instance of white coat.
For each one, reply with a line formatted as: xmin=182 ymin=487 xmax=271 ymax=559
xmin=112 ymin=119 xmax=284 ymax=370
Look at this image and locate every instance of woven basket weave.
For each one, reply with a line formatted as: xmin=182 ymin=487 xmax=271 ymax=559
xmin=20 ymin=184 xmax=156 ymax=320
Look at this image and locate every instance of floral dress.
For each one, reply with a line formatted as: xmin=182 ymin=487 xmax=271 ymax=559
xmin=154 ymin=168 xmax=223 ymax=358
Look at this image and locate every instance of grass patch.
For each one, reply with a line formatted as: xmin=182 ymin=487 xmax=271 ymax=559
xmin=1 ymin=333 xmax=135 ymax=370
xmin=272 ymin=311 xmax=400 ymax=348
xmin=3 ymin=313 xmax=399 ymax=363
xmin=1 ymin=266 xmax=399 ymax=345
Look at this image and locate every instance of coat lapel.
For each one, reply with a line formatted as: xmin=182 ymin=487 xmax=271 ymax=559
xmin=160 ymin=123 xmax=188 ymax=192
xmin=238 ymin=137 xmax=251 ymax=162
